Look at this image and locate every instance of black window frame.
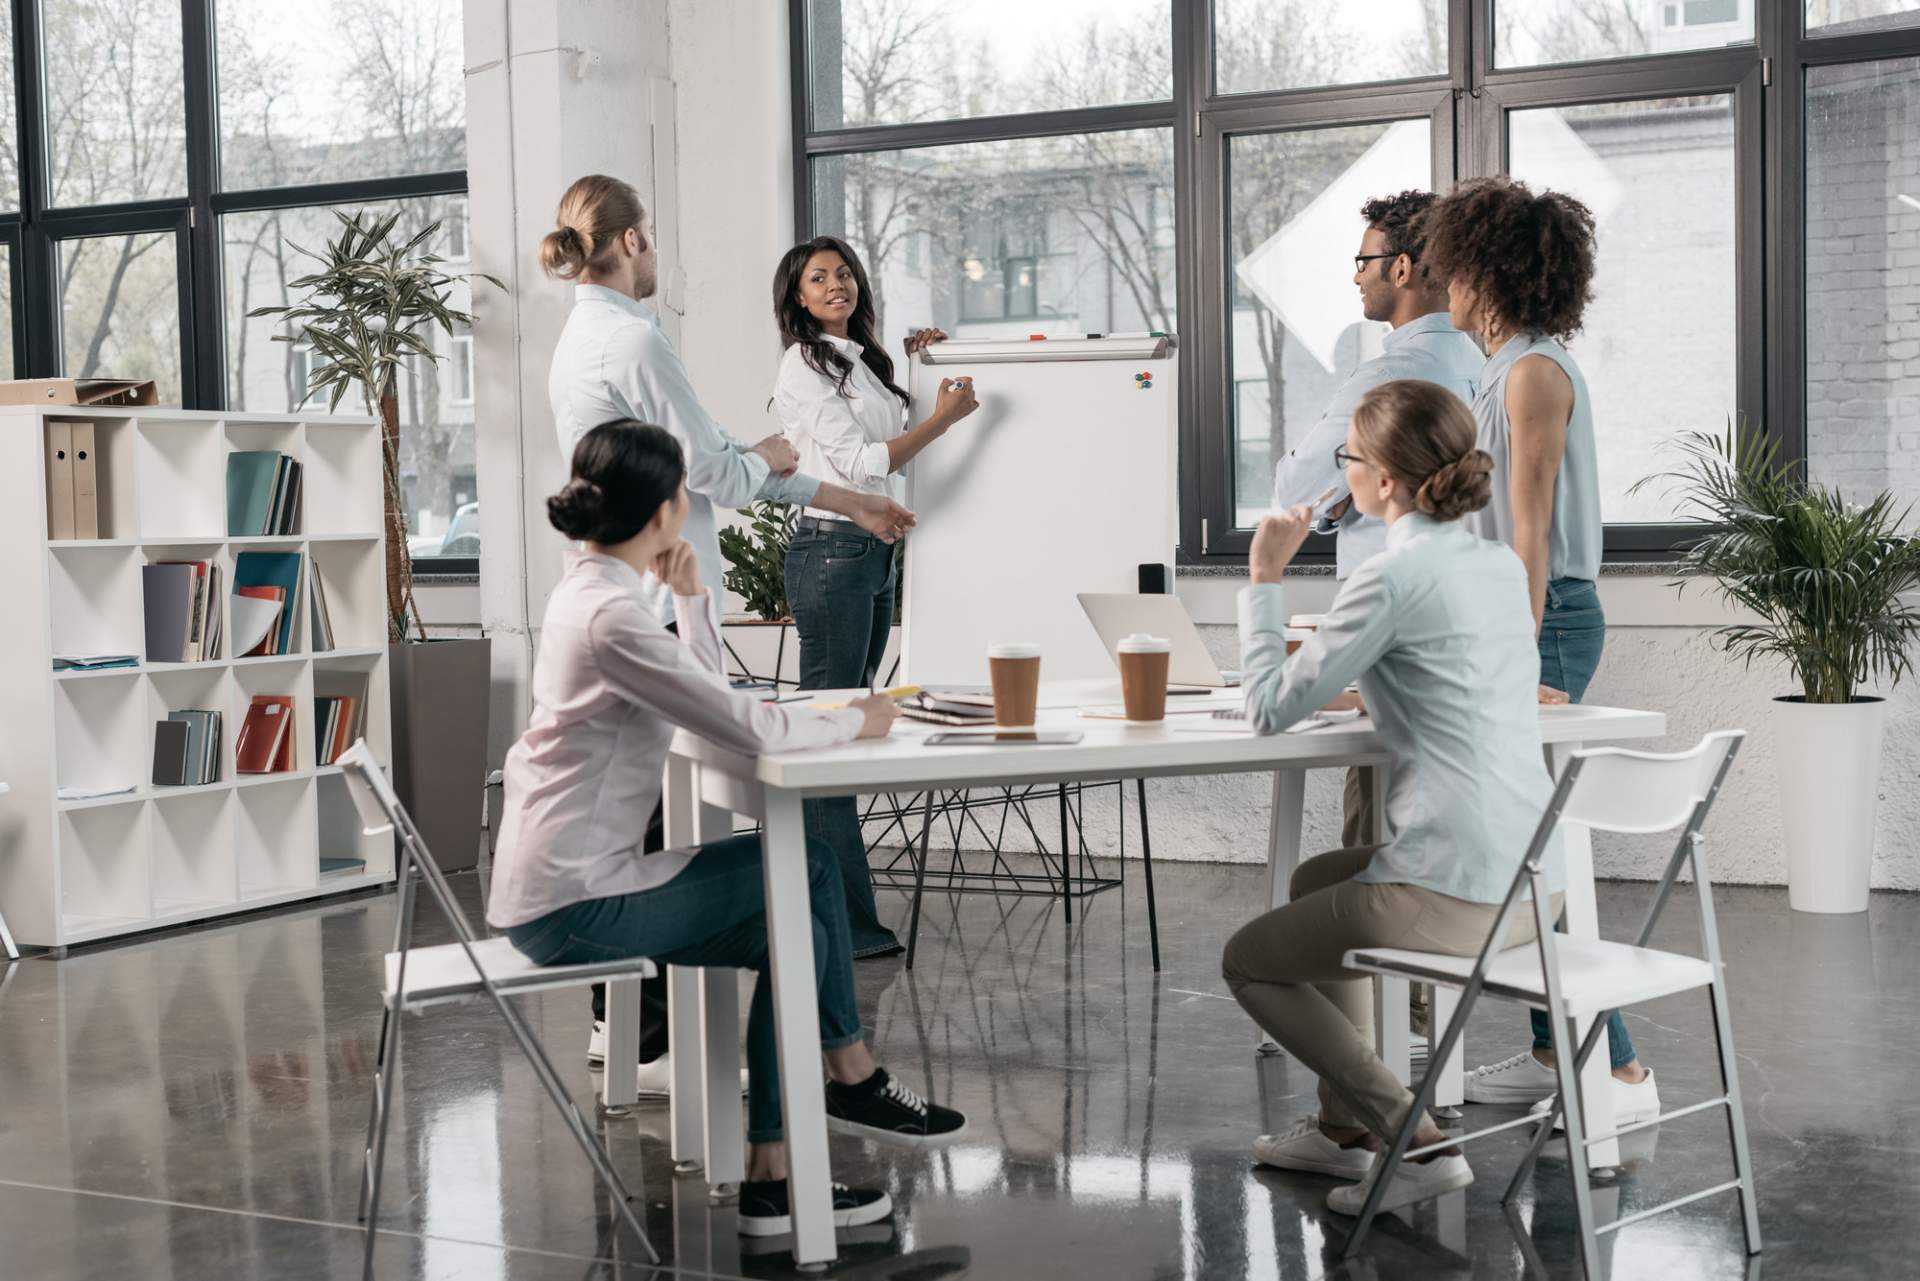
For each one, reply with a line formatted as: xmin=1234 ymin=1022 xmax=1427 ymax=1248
xmin=0 ymin=0 xmax=474 ymax=577
xmin=791 ymin=0 xmax=1920 ymax=568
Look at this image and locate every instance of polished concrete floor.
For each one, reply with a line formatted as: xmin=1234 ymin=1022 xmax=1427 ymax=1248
xmin=0 ymin=852 xmax=1909 ymax=1281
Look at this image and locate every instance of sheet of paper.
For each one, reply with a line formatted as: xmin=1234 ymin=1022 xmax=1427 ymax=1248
xmin=56 ymin=783 xmax=137 ymax=800
xmin=230 ymin=594 xmax=281 ymax=659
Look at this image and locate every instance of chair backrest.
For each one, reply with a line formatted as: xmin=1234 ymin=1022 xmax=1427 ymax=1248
xmin=1558 ymin=730 xmax=1745 ymax=835
xmin=337 ymin=740 xmax=402 ymax=839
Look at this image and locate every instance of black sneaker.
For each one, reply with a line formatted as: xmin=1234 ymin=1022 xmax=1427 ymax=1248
xmin=825 ymin=1068 xmax=969 ymax=1147
xmin=735 ymin=1179 xmax=892 ymax=1238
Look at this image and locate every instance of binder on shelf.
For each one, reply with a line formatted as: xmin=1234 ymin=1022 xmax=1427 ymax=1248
xmin=142 ymin=563 xmax=198 ymax=663
xmin=0 ymin=376 xmax=155 ymax=406
xmin=45 ymin=422 xmax=75 ymax=540
xmin=233 ymin=550 xmax=303 ymax=655
xmin=152 ymin=719 xmax=190 ymax=787
xmin=70 ymin=421 xmax=98 ymax=539
xmin=236 ymin=695 xmax=296 ymax=774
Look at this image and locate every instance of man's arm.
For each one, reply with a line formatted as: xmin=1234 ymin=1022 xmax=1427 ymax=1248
xmin=1271 ymin=367 xmax=1385 ymax=524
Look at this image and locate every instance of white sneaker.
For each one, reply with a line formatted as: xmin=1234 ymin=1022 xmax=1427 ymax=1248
xmin=1326 ymin=1152 xmax=1474 ymax=1216
xmin=1463 ymin=1050 xmax=1560 ymax=1105
xmin=1250 ymin=1116 xmax=1375 ymax=1181
xmin=1529 ymin=1068 xmax=1662 ymax=1131
xmin=586 ymin=1023 xmax=748 ymax=1098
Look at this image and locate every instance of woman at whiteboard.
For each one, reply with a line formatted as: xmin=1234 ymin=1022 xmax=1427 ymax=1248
xmin=771 ymin=235 xmax=979 ymax=957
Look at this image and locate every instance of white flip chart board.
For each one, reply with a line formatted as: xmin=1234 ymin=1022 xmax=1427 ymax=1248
xmin=902 ymin=336 xmax=1178 ymax=687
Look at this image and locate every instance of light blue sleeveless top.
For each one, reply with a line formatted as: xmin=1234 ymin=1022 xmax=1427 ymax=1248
xmin=1468 ymin=333 xmax=1602 ymax=583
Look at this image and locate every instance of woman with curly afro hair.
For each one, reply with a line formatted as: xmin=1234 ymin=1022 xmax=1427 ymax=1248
xmin=1420 ymin=177 xmax=1659 ymax=1126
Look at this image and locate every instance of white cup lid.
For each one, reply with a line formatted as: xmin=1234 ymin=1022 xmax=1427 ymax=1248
xmin=989 ymin=642 xmax=1042 ymax=660
xmin=1288 ymin=614 xmax=1325 ymax=628
xmin=1116 ymin=633 xmax=1171 ymax=654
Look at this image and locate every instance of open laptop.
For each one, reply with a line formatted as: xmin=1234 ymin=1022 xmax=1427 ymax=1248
xmin=1077 ymin=593 xmax=1241 ymax=690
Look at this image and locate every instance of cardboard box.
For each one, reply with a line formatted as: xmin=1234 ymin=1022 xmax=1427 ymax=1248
xmin=0 ymin=378 xmax=158 ymax=407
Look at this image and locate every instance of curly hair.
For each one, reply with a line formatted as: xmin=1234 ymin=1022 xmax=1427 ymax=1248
xmin=1359 ymin=189 xmax=1438 ymax=264
xmin=1420 ymin=177 xmax=1597 ymax=342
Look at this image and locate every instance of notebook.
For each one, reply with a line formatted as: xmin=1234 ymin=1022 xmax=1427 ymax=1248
xmin=142 ymin=563 xmax=198 ymax=663
xmin=226 ymin=451 xmax=283 ymax=536
xmin=236 ymin=696 xmax=296 ymax=773
xmin=234 ymin=551 xmax=303 ymax=656
xmin=152 ymin=718 xmax=190 ymax=786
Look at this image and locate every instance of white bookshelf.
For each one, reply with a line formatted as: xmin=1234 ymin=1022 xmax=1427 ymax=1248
xmin=0 ymin=405 xmax=396 ymax=948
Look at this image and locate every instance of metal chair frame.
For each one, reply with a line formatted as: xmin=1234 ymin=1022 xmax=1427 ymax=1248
xmin=1341 ymin=731 xmax=1761 ymax=1276
xmin=338 ymin=742 xmax=660 ymax=1277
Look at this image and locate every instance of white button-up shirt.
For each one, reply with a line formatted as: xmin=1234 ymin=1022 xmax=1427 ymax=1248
xmin=1271 ymin=311 xmax=1483 ymax=578
xmin=549 ymin=284 xmax=823 ymax=608
xmin=772 ymin=334 xmax=909 ymax=518
xmin=1238 ymin=513 xmax=1563 ymax=904
xmin=487 ymin=551 xmax=864 ymax=928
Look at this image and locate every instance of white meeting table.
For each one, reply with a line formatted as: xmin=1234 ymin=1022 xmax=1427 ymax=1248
xmin=604 ymin=682 xmax=1664 ymax=1268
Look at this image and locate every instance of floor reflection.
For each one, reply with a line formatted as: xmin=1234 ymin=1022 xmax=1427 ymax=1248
xmin=0 ymin=863 xmax=1904 ymax=1279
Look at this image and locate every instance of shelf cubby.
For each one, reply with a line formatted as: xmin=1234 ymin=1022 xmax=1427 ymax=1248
xmin=0 ymin=405 xmax=395 ymax=948
xmin=59 ymin=805 xmax=150 ymax=937
xmin=135 ymin=419 xmax=227 ymax=539
xmin=152 ymin=789 xmax=236 ymax=915
xmin=49 ymin=543 xmax=142 ymax=661
xmin=236 ymin=778 xmax=317 ymax=900
xmin=302 ymin=420 xmax=382 ymax=536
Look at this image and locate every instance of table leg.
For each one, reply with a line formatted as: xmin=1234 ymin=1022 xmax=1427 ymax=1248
xmin=1258 ymin=768 xmax=1308 ymax=1055
xmin=1432 ymin=985 xmax=1464 ymax=1113
xmin=604 ymin=978 xmax=641 ymax=1111
xmin=1059 ymin=785 xmax=1073 ymax=924
xmin=699 ymin=798 xmax=745 ymax=1192
xmin=661 ymin=755 xmax=705 ymax=1162
xmin=762 ymin=786 xmax=836 ymax=1267
xmin=1550 ymin=742 xmax=1620 ymax=1170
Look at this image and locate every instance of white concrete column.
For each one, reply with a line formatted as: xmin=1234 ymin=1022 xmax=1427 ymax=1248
xmin=463 ymin=0 xmax=673 ymax=758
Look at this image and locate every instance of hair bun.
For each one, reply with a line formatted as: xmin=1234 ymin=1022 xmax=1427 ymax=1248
xmin=547 ymin=477 xmax=609 ymax=539
xmin=1415 ymin=449 xmax=1494 ymax=521
xmin=538 ymin=223 xmax=591 ymax=280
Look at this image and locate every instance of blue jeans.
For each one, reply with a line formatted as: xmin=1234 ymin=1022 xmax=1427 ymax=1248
xmin=506 ymin=833 xmax=865 ymax=1143
xmin=785 ymin=518 xmax=901 ymax=957
xmin=1529 ymin=578 xmax=1635 ymax=1070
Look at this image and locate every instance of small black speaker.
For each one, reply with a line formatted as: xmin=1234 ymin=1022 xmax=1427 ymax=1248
xmin=1137 ymin=563 xmax=1170 ymax=595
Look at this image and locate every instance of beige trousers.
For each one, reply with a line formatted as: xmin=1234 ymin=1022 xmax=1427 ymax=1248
xmin=1341 ymin=766 xmax=1377 ymax=849
xmin=1222 ymin=846 xmax=1560 ymax=1138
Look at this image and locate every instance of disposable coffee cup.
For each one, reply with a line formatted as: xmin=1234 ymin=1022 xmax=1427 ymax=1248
xmin=1116 ymin=633 xmax=1171 ymax=723
xmin=1284 ymin=628 xmax=1313 ymax=655
xmin=988 ymin=642 xmax=1042 ymax=728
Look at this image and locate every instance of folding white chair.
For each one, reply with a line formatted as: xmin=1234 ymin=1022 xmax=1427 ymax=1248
xmin=1339 ymin=731 xmax=1760 ymax=1276
xmin=336 ymin=742 xmax=661 ymax=1276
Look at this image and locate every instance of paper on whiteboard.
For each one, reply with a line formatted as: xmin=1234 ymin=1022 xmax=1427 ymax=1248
xmin=231 ymin=594 xmax=281 ymax=659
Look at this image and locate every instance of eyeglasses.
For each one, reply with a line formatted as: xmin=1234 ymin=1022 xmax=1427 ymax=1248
xmin=1333 ymin=446 xmax=1367 ymax=468
xmin=1353 ymin=252 xmax=1400 ymax=273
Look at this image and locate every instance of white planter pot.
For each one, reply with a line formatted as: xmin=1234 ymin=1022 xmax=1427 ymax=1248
xmin=1772 ymin=696 xmax=1885 ymax=913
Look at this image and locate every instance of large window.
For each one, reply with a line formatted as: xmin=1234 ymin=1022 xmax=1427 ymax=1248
xmin=0 ymin=0 xmax=470 ymax=572
xmin=796 ymin=1 xmax=1905 ymax=564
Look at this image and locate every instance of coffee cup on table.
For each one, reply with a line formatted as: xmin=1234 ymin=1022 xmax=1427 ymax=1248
xmin=1287 ymin=614 xmax=1324 ymax=656
xmin=1116 ymin=633 xmax=1171 ymax=723
xmin=988 ymin=642 xmax=1042 ymax=728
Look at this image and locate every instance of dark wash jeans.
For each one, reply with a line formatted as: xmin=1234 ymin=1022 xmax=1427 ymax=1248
xmin=784 ymin=517 xmax=901 ymax=957
xmin=1529 ymin=577 xmax=1635 ymax=1070
xmin=508 ymin=832 xmax=864 ymax=1143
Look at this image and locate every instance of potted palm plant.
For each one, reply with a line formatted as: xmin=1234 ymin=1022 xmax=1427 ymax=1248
xmin=1638 ymin=425 xmax=1920 ymax=912
xmin=252 ymin=209 xmax=504 ymax=870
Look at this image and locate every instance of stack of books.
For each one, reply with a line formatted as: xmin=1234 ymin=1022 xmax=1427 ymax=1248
xmin=314 ymin=694 xmax=360 ymax=766
xmin=152 ymin=709 xmax=222 ymax=786
xmin=898 ymin=691 xmax=998 ymax=727
xmin=142 ymin=560 xmax=224 ymax=663
xmin=236 ymin=695 xmax=297 ymax=774
xmin=226 ymin=450 xmax=303 ymax=536
xmin=232 ymin=550 xmax=303 ymax=658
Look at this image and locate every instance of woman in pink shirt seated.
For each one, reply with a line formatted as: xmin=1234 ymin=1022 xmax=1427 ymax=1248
xmin=489 ymin=420 xmax=967 ymax=1238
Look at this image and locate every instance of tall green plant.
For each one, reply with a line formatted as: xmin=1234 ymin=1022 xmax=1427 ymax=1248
xmin=1634 ymin=423 xmax=1920 ymax=703
xmin=719 ymin=501 xmax=798 ymax=621
xmin=249 ymin=209 xmax=504 ymax=642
